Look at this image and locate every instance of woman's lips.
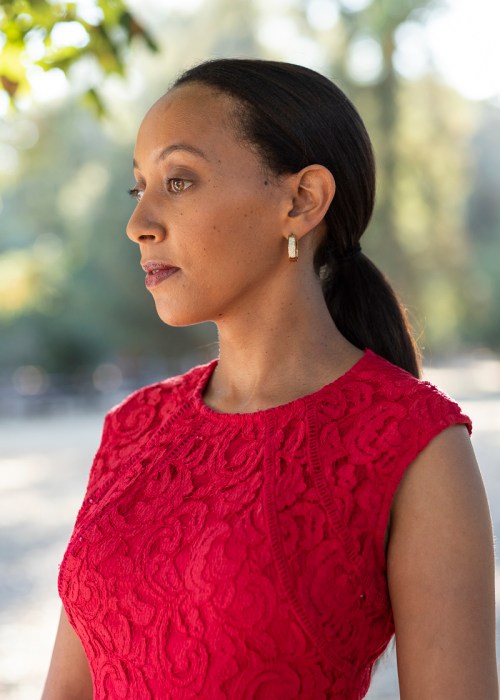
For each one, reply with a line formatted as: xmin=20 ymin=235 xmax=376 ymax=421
xmin=143 ymin=264 xmax=180 ymax=289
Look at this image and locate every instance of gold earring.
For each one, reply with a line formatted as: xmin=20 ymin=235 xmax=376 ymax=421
xmin=288 ymin=233 xmax=298 ymax=262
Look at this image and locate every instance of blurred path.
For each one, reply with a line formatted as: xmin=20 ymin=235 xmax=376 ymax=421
xmin=0 ymin=361 xmax=499 ymax=699
xmin=0 ymin=412 xmax=103 ymax=699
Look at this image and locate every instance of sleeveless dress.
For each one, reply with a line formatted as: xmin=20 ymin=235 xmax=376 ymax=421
xmin=59 ymin=348 xmax=472 ymax=699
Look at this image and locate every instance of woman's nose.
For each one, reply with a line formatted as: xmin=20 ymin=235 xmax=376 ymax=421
xmin=126 ymin=203 xmax=166 ymax=244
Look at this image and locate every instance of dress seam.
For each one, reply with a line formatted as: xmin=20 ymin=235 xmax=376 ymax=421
xmin=263 ymin=410 xmax=352 ymax=672
xmin=306 ymin=399 xmax=388 ymax=611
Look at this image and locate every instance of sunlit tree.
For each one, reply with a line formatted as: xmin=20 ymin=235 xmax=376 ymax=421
xmin=0 ymin=0 xmax=158 ymax=113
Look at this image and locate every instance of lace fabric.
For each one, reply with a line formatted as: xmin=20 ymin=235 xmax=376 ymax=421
xmin=59 ymin=349 xmax=472 ymax=699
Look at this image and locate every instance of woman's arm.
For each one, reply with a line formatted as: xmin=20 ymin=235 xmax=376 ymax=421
xmin=387 ymin=424 xmax=498 ymax=699
xmin=41 ymin=606 xmax=93 ymax=700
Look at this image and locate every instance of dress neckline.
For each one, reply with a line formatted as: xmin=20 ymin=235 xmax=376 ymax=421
xmin=193 ymin=348 xmax=373 ymax=421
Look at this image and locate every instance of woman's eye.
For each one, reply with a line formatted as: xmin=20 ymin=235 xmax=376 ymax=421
xmin=127 ymin=187 xmax=143 ymax=202
xmin=167 ymin=178 xmax=193 ymax=193
xmin=127 ymin=178 xmax=193 ymax=201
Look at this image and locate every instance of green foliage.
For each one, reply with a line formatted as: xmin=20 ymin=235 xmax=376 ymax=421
xmin=462 ymin=107 xmax=500 ymax=347
xmin=0 ymin=0 xmax=158 ymax=112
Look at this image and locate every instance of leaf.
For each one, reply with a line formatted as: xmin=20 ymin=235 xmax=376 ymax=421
xmin=0 ymin=74 xmax=19 ymax=96
xmin=119 ymin=10 xmax=159 ymax=52
xmin=36 ymin=44 xmax=86 ymax=71
xmin=80 ymin=86 xmax=106 ymax=116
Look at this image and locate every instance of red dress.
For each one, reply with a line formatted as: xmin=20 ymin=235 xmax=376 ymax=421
xmin=59 ymin=348 xmax=471 ymax=699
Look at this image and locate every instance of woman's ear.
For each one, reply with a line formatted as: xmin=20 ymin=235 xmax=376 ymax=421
xmin=287 ymin=165 xmax=336 ymax=238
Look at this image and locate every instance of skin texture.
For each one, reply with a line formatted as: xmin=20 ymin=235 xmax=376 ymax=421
xmin=42 ymin=83 xmax=498 ymax=698
xmin=388 ymin=425 xmax=498 ymax=698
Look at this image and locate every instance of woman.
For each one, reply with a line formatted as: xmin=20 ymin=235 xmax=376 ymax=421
xmin=42 ymin=59 xmax=497 ymax=699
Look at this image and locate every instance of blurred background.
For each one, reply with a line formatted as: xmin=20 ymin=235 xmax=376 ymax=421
xmin=0 ymin=0 xmax=499 ymax=698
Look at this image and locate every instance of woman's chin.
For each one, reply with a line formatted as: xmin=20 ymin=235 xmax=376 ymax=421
xmin=154 ymin=304 xmax=208 ymax=328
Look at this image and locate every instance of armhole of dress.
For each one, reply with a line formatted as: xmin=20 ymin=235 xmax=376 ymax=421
xmin=76 ymin=378 xmax=175 ymax=510
xmin=373 ymin=414 xmax=473 ymax=577
xmin=73 ymin=410 xmax=114 ymax=525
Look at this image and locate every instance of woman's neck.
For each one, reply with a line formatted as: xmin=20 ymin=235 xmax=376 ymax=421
xmin=203 ymin=279 xmax=363 ymax=414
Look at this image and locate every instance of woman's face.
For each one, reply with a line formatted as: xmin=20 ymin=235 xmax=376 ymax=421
xmin=126 ymin=83 xmax=293 ymax=327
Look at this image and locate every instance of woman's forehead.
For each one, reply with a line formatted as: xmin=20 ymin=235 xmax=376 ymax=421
xmin=133 ymin=85 xmax=254 ymax=173
xmin=139 ymin=85 xmax=237 ymax=142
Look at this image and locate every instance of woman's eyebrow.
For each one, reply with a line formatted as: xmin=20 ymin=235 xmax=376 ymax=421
xmin=133 ymin=143 xmax=210 ymax=168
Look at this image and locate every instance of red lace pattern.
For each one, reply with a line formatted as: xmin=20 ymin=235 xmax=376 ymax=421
xmin=59 ymin=349 xmax=472 ymax=699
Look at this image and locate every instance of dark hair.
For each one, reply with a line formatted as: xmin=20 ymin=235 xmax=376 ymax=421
xmin=174 ymin=58 xmax=421 ymax=378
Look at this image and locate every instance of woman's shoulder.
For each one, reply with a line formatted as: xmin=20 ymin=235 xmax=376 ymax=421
xmin=325 ymin=348 xmax=472 ymax=436
xmin=361 ymin=348 xmax=465 ymax=400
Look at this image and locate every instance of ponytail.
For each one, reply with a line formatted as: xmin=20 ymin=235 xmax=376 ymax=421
xmin=174 ymin=59 xmax=421 ymax=377
xmin=322 ymin=253 xmax=421 ymax=378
